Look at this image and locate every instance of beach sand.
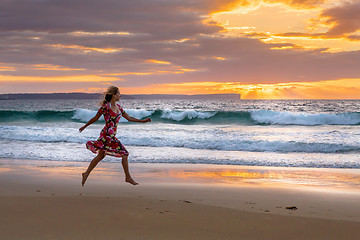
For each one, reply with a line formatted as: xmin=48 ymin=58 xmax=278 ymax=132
xmin=1 ymin=159 xmax=360 ymax=240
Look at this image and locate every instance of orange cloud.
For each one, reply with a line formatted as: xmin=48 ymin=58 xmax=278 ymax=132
xmin=207 ymin=0 xmax=254 ymax=13
xmin=0 ymin=74 xmax=120 ymax=83
xmin=0 ymin=63 xmax=15 ymax=72
xmin=70 ymin=31 xmax=131 ymax=36
xmin=266 ymin=0 xmax=327 ymax=9
xmin=48 ymin=44 xmax=123 ymax=53
xmin=212 ymin=1 xmax=360 ymax=52
xmin=282 ymin=2 xmax=360 ymax=40
xmin=120 ymin=79 xmax=360 ymax=99
xmin=32 ymin=64 xmax=85 ymax=71
xmin=101 ymin=68 xmax=198 ymax=76
xmin=146 ymin=59 xmax=172 ymax=65
xmin=208 ymin=0 xmax=325 ymax=14
xmin=319 ymin=3 xmax=360 ymax=37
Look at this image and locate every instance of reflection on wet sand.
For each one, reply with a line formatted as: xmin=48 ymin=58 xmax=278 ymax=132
xmin=1 ymin=159 xmax=360 ymax=193
xmin=142 ymin=166 xmax=360 ymax=192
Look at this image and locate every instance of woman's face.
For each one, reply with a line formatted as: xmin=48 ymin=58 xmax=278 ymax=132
xmin=114 ymin=91 xmax=121 ymax=101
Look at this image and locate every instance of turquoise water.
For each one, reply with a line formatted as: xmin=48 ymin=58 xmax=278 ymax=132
xmin=1 ymin=99 xmax=360 ymax=168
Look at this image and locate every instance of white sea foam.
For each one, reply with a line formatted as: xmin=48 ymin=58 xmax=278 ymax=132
xmin=1 ymin=141 xmax=359 ymax=169
xmin=0 ymin=125 xmax=89 ymax=143
xmin=250 ymin=110 xmax=360 ymax=125
xmin=160 ymin=109 xmax=216 ymax=121
xmin=1 ymin=125 xmax=359 ymax=154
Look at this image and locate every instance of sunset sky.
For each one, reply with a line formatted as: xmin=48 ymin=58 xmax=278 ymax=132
xmin=0 ymin=0 xmax=359 ymax=99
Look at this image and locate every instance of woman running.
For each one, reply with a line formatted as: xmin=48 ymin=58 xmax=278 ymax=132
xmin=79 ymin=86 xmax=151 ymax=186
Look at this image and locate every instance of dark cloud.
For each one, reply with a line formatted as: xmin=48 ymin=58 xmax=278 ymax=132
xmin=0 ymin=80 xmax=108 ymax=93
xmin=278 ymin=2 xmax=360 ymax=40
xmin=348 ymin=34 xmax=360 ymax=41
xmin=0 ymin=0 xmax=222 ymax=72
xmin=321 ymin=2 xmax=360 ymax=37
xmin=0 ymin=0 xmax=221 ymax=36
xmin=154 ymin=35 xmax=360 ymax=84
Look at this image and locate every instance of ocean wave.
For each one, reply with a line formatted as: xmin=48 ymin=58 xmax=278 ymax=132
xmin=2 ymin=141 xmax=360 ymax=169
xmin=71 ymin=108 xmax=154 ymax=122
xmin=160 ymin=109 xmax=216 ymax=121
xmin=1 ymin=109 xmax=359 ymax=125
xmin=1 ymin=125 xmax=359 ymax=154
xmin=72 ymin=108 xmax=104 ymax=122
xmin=250 ymin=110 xmax=360 ymax=125
xmin=0 ymin=110 xmax=74 ymax=122
xmin=1 ymin=141 xmax=359 ymax=169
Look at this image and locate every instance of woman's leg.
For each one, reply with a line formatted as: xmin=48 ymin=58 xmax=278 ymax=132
xmin=82 ymin=150 xmax=105 ymax=186
xmin=122 ymin=154 xmax=138 ymax=185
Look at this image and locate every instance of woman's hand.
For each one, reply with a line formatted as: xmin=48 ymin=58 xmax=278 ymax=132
xmin=79 ymin=125 xmax=86 ymax=132
xmin=123 ymin=112 xmax=151 ymax=123
xmin=142 ymin=118 xmax=151 ymax=123
xmin=79 ymin=112 xmax=101 ymax=132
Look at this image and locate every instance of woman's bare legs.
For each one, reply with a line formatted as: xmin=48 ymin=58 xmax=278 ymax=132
xmin=82 ymin=150 xmax=105 ymax=186
xmin=122 ymin=155 xmax=138 ymax=185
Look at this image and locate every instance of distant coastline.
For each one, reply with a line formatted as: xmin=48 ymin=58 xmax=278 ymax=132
xmin=0 ymin=93 xmax=241 ymax=100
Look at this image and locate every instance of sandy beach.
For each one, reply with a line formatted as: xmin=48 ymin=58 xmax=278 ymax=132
xmin=1 ymin=159 xmax=360 ymax=240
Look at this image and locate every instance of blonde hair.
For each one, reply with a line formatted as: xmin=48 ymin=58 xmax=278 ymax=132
xmin=100 ymin=86 xmax=119 ymax=105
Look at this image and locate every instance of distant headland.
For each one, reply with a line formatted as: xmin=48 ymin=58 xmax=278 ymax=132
xmin=0 ymin=93 xmax=241 ymax=100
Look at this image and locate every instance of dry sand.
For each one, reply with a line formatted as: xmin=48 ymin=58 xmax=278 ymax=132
xmin=1 ymin=159 xmax=360 ymax=240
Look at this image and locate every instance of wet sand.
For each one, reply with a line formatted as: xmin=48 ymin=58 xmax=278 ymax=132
xmin=0 ymin=159 xmax=360 ymax=240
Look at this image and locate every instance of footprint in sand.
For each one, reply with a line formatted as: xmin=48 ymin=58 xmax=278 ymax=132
xmin=158 ymin=210 xmax=171 ymax=214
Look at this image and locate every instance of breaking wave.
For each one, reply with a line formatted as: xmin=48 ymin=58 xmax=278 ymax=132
xmin=1 ymin=109 xmax=359 ymax=125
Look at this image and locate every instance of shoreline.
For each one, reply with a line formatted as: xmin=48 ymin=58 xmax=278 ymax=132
xmin=1 ymin=158 xmax=360 ymax=239
xmin=2 ymin=158 xmax=360 ymax=191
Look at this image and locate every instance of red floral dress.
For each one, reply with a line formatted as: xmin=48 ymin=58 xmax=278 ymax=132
xmin=86 ymin=102 xmax=129 ymax=157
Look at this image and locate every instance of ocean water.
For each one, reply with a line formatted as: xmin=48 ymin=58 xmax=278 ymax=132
xmin=1 ymin=99 xmax=360 ymax=169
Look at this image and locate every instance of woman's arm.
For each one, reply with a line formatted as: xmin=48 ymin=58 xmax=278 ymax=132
xmin=79 ymin=112 xmax=102 ymax=132
xmin=122 ymin=112 xmax=151 ymax=123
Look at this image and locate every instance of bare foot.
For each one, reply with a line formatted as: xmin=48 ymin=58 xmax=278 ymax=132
xmin=125 ymin=177 xmax=139 ymax=185
xmin=82 ymin=172 xmax=89 ymax=186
